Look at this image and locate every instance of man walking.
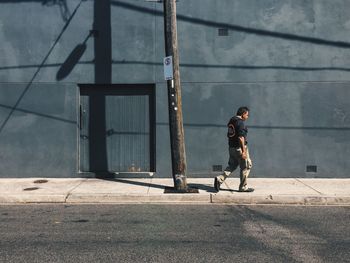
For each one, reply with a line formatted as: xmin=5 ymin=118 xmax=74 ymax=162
xmin=214 ymin=106 xmax=254 ymax=192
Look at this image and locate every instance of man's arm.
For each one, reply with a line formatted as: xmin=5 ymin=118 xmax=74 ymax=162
xmin=238 ymin=136 xmax=247 ymax=160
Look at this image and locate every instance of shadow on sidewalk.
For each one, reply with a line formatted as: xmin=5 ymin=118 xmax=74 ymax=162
xmin=188 ymin=185 xmax=241 ymax=193
xmin=101 ymin=177 xmax=165 ymax=190
xmin=100 ymin=177 xmax=218 ymax=193
xmin=188 ymin=184 xmax=216 ymax=193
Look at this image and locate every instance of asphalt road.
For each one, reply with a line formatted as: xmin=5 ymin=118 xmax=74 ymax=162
xmin=0 ymin=205 xmax=349 ymax=263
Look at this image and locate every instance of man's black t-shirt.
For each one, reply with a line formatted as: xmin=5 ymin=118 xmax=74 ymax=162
xmin=227 ymin=116 xmax=248 ymax=148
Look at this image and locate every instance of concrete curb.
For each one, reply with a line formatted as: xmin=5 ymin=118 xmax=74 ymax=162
xmin=211 ymin=194 xmax=350 ymax=205
xmin=1 ymin=194 xmax=350 ymax=205
xmin=0 ymin=195 xmax=67 ymax=203
xmin=66 ymin=193 xmax=210 ymax=203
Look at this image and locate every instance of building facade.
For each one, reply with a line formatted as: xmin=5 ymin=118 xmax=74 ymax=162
xmin=0 ymin=0 xmax=349 ymax=178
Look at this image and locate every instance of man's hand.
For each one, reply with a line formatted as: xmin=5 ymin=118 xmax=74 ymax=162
xmin=239 ymin=136 xmax=247 ymax=159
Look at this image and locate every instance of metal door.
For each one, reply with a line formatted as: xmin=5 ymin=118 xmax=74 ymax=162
xmin=79 ymin=84 xmax=155 ymax=174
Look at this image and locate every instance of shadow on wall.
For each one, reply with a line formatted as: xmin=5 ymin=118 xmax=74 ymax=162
xmin=1 ymin=0 xmax=349 ymax=51
xmin=0 ymin=0 xmax=71 ymax=21
xmin=0 ymin=0 xmax=113 ymax=176
xmin=110 ymin=0 xmax=350 ymax=49
xmin=86 ymin=0 xmax=112 ymax=174
xmin=0 ymin=0 xmax=84 ymax=135
xmin=3 ymin=61 xmax=350 ymax=73
xmin=156 ymin=122 xmax=350 ymax=131
xmin=56 ymin=31 xmax=93 ymax=81
xmin=2 ymin=0 xmax=350 ymax=73
xmin=1 ymin=0 xmax=350 ymax=175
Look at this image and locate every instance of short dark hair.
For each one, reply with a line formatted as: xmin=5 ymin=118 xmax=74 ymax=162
xmin=236 ymin=106 xmax=249 ymax=116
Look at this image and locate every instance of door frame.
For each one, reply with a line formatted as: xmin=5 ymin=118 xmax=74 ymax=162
xmin=78 ymin=84 xmax=156 ymax=175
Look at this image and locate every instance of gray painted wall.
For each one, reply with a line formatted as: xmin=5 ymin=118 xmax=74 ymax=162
xmin=0 ymin=0 xmax=349 ymax=178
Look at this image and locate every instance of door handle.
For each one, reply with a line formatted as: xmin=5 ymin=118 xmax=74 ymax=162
xmin=80 ymin=105 xmax=83 ymax=130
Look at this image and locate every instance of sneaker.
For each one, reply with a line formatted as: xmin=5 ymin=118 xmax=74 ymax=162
xmin=239 ymin=185 xmax=254 ymax=192
xmin=214 ymin=177 xmax=221 ymax=192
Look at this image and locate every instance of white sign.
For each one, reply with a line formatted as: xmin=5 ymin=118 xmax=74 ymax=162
xmin=163 ymin=56 xmax=173 ymax=80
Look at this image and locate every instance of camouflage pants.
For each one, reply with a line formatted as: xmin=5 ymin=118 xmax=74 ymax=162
xmin=217 ymin=146 xmax=252 ymax=189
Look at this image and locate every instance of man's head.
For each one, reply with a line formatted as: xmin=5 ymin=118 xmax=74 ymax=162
xmin=236 ymin=106 xmax=249 ymax=121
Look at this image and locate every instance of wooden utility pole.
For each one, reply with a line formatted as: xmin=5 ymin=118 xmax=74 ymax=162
xmin=163 ymin=0 xmax=187 ymax=190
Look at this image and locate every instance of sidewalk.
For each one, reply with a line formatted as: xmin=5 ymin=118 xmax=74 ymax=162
xmin=0 ymin=178 xmax=349 ymax=205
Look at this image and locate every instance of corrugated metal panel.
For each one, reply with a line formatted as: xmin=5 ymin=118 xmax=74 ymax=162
xmin=106 ymin=95 xmax=150 ymax=171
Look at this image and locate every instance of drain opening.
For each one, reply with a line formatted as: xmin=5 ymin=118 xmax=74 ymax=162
xmin=34 ymin=179 xmax=48 ymax=184
xmin=23 ymin=187 xmax=40 ymax=191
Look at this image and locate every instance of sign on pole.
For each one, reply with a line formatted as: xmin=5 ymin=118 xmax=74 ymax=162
xmin=163 ymin=56 xmax=173 ymax=80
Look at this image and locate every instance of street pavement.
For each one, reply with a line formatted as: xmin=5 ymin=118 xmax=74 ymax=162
xmin=0 ymin=177 xmax=349 ymax=205
xmin=1 ymin=205 xmax=349 ymax=263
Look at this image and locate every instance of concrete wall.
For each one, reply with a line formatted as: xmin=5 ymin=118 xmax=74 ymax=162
xmin=0 ymin=0 xmax=349 ymax=178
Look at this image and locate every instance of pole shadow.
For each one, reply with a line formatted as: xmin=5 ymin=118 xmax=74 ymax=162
xmin=100 ymin=177 xmax=166 ymax=190
xmin=81 ymin=0 xmax=112 ymax=175
xmin=187 ymin=183 xmax=217 ymax=193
